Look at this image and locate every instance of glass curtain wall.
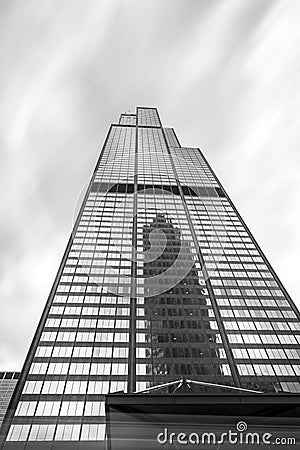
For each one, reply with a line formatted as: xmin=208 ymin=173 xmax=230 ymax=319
xmin=1 ymin=107 xmax=300 ymax=449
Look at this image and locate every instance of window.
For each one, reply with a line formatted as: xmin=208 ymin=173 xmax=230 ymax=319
xmin=73 ymin=346 xmax=93 ymax=358
xmin=113 ymin=347 xmax=128 ymax=358
xmin=36 ymin=401 xmax=60 ymax=416
xmin=273 ymin=365 xmax=295 ymax=376
xmin=93 ymin=347 xmax=112 ymax=358
xmin=7 ymin=424 xmax=30 ymax=441
xmin=52 ymin=346 xmax=72 ymax=357
xmin=87 ymin=381 xmax=109 ymax=394
xmin=15 ymin=401 xmax=37 ymax=416
xmin=23 ymin=380 xmax=43 ymax=394
xmin=111 ymin=363 xmax=128 ymax=375
xmin=42 ymin=381 xmax=65 ymax=395
xmin=81 ymin=424 xmax=106 ymax=441
xmin=280 ymin=382 xmax=300 ymax=393
xmin=60 ymin=401 xmax=84 ymax=416
xmin=65 ymin=380 xmax=87 ymax=394
xmin=84 ymin=401 xmax=105 ymax=416
xmin=47 ymin=362 xmax=69 ymax=375
xmin=28 ymin=424 xmax=56 ymax=441
xmin=69 ymin=363 xmax=90 ymax=375
xmin=90 ymin=363 xmax=111 ymax=375
xmin=35 ymin=346 xmax=52 ymax=357
xmin=55 ymin=424 xmax=81 ymax=441
xmin=237 ymin=364 xmax=255 ymax=375
xmin=253 ymin=364 xmax=274 ymax=376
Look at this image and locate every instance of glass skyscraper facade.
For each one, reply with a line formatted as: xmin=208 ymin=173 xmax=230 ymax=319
xmin=1 ymin=107 xmax=300 ymax=449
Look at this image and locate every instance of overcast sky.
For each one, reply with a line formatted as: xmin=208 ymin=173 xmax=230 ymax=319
xmin=0 ymin=0 xmax=299 ymax=371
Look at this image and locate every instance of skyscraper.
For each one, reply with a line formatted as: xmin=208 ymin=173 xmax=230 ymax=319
xmin=1 ymin=107 xmax=300 ymax=449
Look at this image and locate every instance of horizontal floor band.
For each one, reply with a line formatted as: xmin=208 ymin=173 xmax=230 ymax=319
xmin=91 ymin=183 xmax=225 ymax=197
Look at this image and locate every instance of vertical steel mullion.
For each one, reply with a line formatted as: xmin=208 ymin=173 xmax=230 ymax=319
xmin=127 ymin=113 xmax=138 ymax=393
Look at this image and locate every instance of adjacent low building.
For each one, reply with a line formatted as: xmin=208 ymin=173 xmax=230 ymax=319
xmin=0 ymin=373 xmax=19 ymax=428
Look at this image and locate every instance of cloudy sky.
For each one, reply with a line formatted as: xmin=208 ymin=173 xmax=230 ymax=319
xmin=0 ymin=0 xmax=299 ymax=371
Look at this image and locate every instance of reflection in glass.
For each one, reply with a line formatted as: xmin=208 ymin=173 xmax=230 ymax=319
xmin=137 ymin=212 xmax=228 ymax=391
